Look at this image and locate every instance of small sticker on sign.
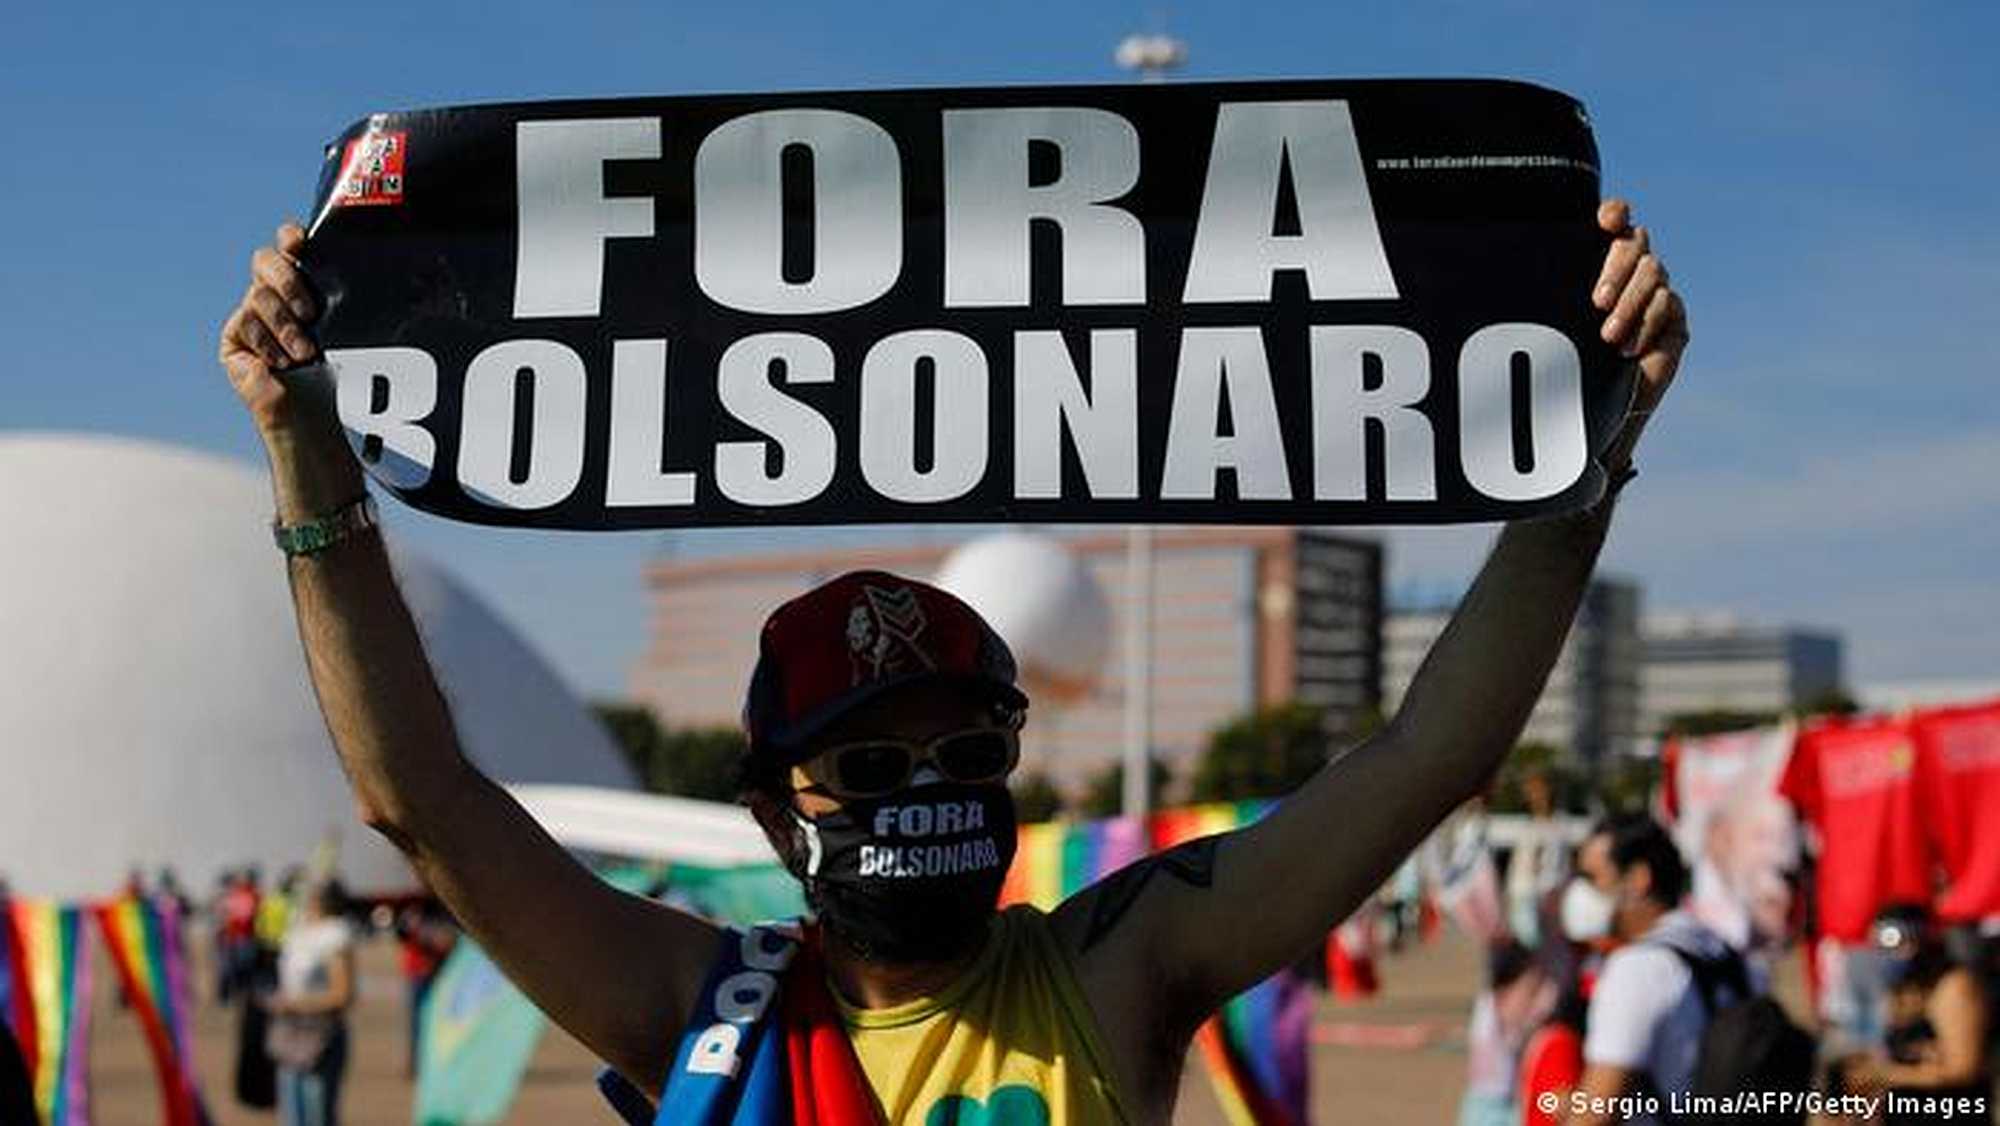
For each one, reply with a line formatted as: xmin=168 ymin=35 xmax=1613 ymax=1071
xmin=333 ymin=131 xmax=407 ymax=208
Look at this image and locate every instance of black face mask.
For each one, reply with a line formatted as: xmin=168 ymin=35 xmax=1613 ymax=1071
xmin=787 ymin=782 xmax=1018 ymax=963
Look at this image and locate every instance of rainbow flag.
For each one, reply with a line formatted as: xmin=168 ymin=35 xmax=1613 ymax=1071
xmin=5 ymin=898 xmax=96 ymax=1126
xmin=999 ymin=802 xmax=1311 ymax=1125
xmin=999 ymin=815 xmax=1154 ymax=911
xmin=95 ymin=896 xmax=208 ymax=1126
xmin=1194 ymin=969 xmax=1313 ymax=1126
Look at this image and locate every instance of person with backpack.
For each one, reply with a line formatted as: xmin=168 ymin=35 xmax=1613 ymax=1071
xmin=1559 ymin=814 xmax=1814 ymax=1125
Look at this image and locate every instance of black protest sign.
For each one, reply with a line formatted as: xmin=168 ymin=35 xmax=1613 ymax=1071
xmin=299 ymin=79 xmax=1634 ymax=529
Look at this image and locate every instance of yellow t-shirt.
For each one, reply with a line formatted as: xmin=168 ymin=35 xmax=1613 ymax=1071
xmin=839 ymin=905 xmax=1128 ymax=1126
xmin=254 ymin=892 xmax=291 ymax=949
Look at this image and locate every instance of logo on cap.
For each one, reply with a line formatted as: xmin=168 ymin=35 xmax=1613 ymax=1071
xmin=847 ymin=584 xmax=935 ymax=686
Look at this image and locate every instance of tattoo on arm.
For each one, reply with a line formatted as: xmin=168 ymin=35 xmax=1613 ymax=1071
xmin=1081 ymin=836 xmax=1220 ymax=952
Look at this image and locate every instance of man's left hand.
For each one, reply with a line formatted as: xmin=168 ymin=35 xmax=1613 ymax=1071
xmin=1593 ymin=198 xmax=1689 ymax=453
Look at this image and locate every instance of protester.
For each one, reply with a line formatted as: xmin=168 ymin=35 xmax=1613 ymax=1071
xmin=1517 ymin=859 xmax=1623 ymax=1126
xmin=1519 ymin=988 xmax=1591 ymax=1126
xmin=1384 ymin=852 xmax=1427 ymax=951
xmin=258 ymin=866 xmax=302 ymax=957
xmin=1831 ymin=903 xmax=1991 ymax=1123
xmin=1505 ymin=770 xmax=1571 ymax=947
xmin=394 ymin=901 xmax=458 ymax=1076
xmin=266 ymin=878 xmax=358 ymax=1126
xmin=218 ymin=198 xmax=1686 ymax=1122
xmin=217 ymin=867 xmax=261 ymax=1003
xmin=156 ymin=866 xmax=192 ymax=916
xmin=1560 ymin=813 xmax=1751 ymax=1125
xmin=1460 ymin=938 xmax=1557 ymax=1126
xmin=0 ymin=1017 xmax=33 ymax=1126
xmin=0 ymin=874 xmax=24 ymax=1122
xmin=232 ymin=863 xmax=299 ymax=1111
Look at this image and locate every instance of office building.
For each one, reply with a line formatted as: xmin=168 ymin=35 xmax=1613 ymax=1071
xmin=1640 ymin=614 xmax=1845 ymax=736
xmin=1384 ymin=578 xmax=1643 ymax=763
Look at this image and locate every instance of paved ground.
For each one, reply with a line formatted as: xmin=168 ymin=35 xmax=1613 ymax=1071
xmin=83 ymin=930 xmax=1484 ymax=1124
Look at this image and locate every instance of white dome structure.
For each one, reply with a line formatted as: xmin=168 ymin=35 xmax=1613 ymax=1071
xmin=0 ymin=433 xmax=637 ymax=897
xmin=934 ymin=532 xmax=1112 ymax=706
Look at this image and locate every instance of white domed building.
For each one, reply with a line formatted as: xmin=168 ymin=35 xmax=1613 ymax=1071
xmin=934 ymin=532 xmax=1113 ymax=705
xmin=0 ymin=433 xmax=639 ymax=897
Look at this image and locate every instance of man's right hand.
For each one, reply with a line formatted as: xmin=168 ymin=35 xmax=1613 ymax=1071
xmin=218 ymin=222 xmax=326 ymax=437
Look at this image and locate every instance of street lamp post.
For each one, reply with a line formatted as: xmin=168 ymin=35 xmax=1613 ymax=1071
xmin=1113 ymin=29 xmax=1186 ymax=819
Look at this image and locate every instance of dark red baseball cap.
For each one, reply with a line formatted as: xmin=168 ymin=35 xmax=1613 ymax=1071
xmin=742 ymin=570 xmax=1029 ymax=764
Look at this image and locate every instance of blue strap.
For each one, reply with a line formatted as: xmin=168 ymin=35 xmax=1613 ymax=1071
xmin=645 ymin=923 xmax=803 ymax=1126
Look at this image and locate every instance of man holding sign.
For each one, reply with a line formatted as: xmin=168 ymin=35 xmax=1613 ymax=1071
xmin=220 ymin=83 xmax=1685 ymax=1124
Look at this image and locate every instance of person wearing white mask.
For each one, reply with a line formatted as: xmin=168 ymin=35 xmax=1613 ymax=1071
xmin=1558 ymin=814 xmax=1749 ymax=1126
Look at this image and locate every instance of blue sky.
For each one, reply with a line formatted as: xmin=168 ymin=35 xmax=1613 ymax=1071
xmin=4 ymin=1 xmax=1994 ymax=700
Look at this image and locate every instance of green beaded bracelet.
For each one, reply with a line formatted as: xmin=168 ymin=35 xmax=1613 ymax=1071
xmin=273 ymin=495 xmax=378 ymax=558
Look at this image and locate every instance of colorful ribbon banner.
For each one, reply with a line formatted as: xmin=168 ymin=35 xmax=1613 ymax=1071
xmin=5 ymin=898 xmax=95 ymax=1126
xmin=94 ymin=895 xmax=208 ymax=1126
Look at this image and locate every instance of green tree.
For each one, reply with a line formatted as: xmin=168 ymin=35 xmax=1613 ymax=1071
xmin=596 ymin=703 xmax=662 ymax=779
xmin=1010 ymin=771 xmax=1066 ymax=824
xmin=594 ymin=703 xmax=745 ymax=802
xmin=1793 ymin=687 xmax=1859 ymax=720
xmin=1188 ymin=702 xmax=1380 ymax=803
xmin=1593 ymin=753 xmax=1661 ymax=815
xmin=1078 ymin=758 xmax=1173 ymax=818
xmin=1662 ymin=709 xmax=1782 ymax=738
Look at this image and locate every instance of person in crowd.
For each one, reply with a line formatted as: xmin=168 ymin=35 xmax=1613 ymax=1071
xmin=395 ymin=900 xmax=458 ymax=1076
xmin=219 ymin=197 xmax=1685 ymax=1122
xmin=1519 ymin=988 xmax=1592 ymax=1126
xmin=258 ymin=866 xmax=302 ymax=959
xmin=218 ymin=867 xmax=262 ymax=1004
xmin=1506 ymin=770 xmax=1571 ymax=948
xmin=1461 ymin=938 xmax=1558 ymax=1126
xmin=0 ymin=1017 xmax=33 ymax=1126
xmin=157 ymin=866 xmax=192 ymax=914
xmin=1560 ymin=813 xmax=1749 ymax=1125
xmin=266 ymin=878 xmax=358 ymax=1126
xmin=0 ymin=874 xmax=26 ymax=1122
xmin=1384 ymin=852 xmax=1426 ymax=952
xmin=1517 ymin=836 xmax=1630 ymax=1126
xmin=1832 ymin=903 xmax=1991 ymax=1124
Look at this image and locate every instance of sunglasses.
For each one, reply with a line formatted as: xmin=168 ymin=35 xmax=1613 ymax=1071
xmin=798 ymin=727 xmax=1021 ymax=800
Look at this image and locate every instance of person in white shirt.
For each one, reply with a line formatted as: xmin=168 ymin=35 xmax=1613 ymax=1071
xmin=267 ymin=880 xmax=358 ymax=1126
xmin=1561 ymin=814 xmax=1746 ymax=1126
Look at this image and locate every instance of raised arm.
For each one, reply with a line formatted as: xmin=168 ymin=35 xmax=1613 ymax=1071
xmin=219 ymin=223 xmax=721 ymax=1092
xmin=1059 ymin=200 xmax=1688 ymax=1030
